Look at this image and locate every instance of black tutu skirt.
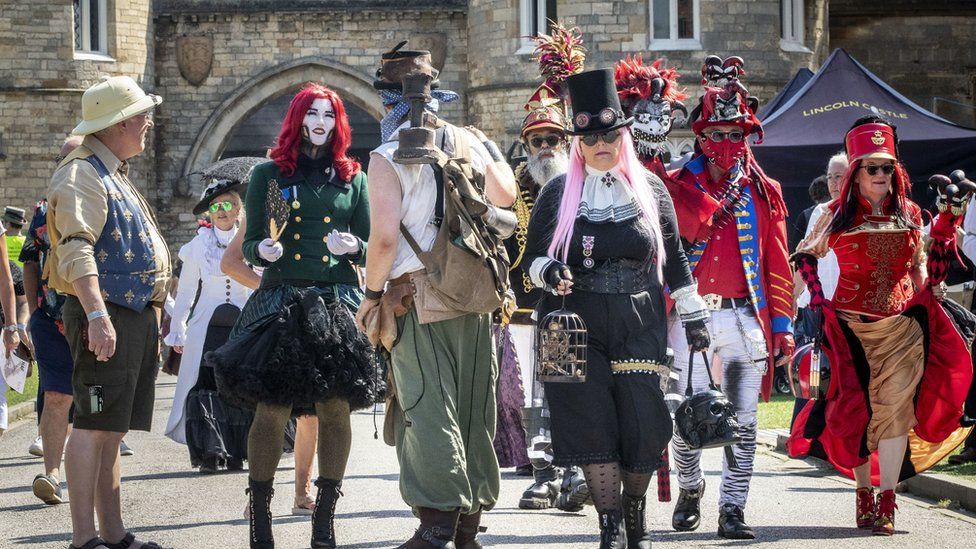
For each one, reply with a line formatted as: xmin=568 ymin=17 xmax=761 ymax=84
xmin=207 ymin=283 xmax=382 ymax=412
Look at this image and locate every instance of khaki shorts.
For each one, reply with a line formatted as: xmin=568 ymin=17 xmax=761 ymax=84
xmin=63 ymin=296 xmax=160 ymax=433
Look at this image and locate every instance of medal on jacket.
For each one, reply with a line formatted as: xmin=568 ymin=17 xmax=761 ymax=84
xmin=582 ymin=235 xmax=595 ymax=268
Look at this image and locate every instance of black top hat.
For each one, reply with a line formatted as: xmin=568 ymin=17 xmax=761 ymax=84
xmin=373 ymin=40 xmax=440 ymax=91
xmin=566 ymin=69 xmax=634 ymax=136
xmin=3 ymin=206 xmax=26 ymax=226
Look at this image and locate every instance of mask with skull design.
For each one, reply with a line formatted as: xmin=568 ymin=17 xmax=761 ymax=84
xmin=614 ymin=55 xmax=687 ymax=159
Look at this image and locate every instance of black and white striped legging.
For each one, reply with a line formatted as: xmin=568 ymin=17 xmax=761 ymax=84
xmin=667 ymin=309 xmax=765 ymax=509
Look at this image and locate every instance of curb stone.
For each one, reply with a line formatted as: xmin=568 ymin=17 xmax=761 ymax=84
xmin=758 ymin=428 xmax=976 ymax=514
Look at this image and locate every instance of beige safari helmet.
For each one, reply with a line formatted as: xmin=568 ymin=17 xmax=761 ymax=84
xmin=72 ymin=76 xmax=162 ymax=136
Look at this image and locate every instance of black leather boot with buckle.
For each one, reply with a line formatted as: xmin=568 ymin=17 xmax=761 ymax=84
xmin=671 ymin=479 xmax=704 ymax=532
xmin=246 ymin=478 xmax=275 ymax=549
xmin=397 ymin=507 xmax=460 ymax=549
xmin=717 ymin=503 xmax=755 ymax=539
xmin=454 ymin=510 xmax=487 ymax=549
xmin=622 ymin=493 xmax=652 ymax=548
xmin=311 ymin=477 xmax=343 ymax=548
xmin=598 ymin=510 xmax=627 ymax=549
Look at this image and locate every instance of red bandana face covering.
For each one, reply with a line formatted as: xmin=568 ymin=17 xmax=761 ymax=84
xmin=700 ymin=138 xmax=746 ymax=172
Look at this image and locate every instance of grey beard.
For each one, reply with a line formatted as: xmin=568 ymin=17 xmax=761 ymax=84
xmin=526 ymin=152 xmax=569 ymax=187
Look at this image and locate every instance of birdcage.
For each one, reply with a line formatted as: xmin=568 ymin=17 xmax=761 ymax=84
xmin=536 ymin=305 xmax=587 ymax=383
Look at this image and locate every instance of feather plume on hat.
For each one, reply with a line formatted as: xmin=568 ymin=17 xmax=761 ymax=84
xmin=531 ymin=22 xmax=586 ymax=96
xmin=613 ymin=54 xmax=687 ymax=109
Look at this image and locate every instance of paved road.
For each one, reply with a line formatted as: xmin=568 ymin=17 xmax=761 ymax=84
xmin=1 ymin=377 xmax=975 ymax=548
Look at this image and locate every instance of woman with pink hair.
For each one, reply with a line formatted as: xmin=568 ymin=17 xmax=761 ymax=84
xmin=524 ymin=69 xmax=709 ymax=549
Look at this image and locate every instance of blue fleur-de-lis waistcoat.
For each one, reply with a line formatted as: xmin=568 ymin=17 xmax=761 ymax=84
xmin=86 ymin=155 xmax=157 ymax=312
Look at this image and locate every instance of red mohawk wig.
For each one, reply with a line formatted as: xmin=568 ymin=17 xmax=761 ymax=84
xmin=269 ymin=83 xmax=361 ymax=181
xmin=614 ymin=54 xmax=686 ymax=109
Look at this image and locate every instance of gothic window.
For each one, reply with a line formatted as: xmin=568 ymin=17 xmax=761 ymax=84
xmin=73 ymin=0 xmax=108 ymax=55
xmin=650 ymin=0 xmax=701 ymax=50
xmin=518 ymin=0 xmax=557 ymax=53
xmin=780 ymin=0 xmax=808 ymax=51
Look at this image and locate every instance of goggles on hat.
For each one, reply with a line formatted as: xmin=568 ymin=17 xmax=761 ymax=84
xmin=209 ymin=200 xmax=234 ymax=213
xmin=580 ymin=130 xmax=621 ymax=147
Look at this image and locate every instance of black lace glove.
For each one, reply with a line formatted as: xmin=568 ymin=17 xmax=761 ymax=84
xmin=684 ymin=319 xmax=711 ymax=352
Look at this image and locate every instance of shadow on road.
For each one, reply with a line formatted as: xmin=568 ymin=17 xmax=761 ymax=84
xmin=665 ymin=525 xmax=875 ymax=543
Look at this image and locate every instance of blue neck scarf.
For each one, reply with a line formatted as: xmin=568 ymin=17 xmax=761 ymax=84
xmin=380 ymin=89 xmax=460 ymax=142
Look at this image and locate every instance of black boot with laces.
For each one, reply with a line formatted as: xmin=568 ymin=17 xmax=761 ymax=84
xmin=246 ymin=477 xmax=275 ymax=549
xmin=597 ymin=510 xmax=626 ymax=549
xmin=311 ymin=477 xmax=343 ymax=548
xmin=622 ymin=493 xmax=652 ymax=548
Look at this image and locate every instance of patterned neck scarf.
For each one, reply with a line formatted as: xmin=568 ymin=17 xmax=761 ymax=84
xmin=380 ymin=89 xmax=460 ymax=142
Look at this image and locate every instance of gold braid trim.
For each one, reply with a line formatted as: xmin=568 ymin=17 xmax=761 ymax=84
xmin=610 ymin=360 xmax=670 ymax=376
xmin=511 ymin=163 xmax=538 ymax=293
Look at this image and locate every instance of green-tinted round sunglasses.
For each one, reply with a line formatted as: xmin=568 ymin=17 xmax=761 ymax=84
xmin=209 ymin=200 xmax=234 ymax=213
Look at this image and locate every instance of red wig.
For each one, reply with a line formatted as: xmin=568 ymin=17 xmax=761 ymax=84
xmin=268 ymin=83 xmax=361 ymax=181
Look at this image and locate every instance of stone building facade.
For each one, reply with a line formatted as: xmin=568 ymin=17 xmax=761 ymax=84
xmin=0 ymin=0 xmax=155 ymax=208
xmin=0 ymin=0 xmax=968 ymax=255
xmin=830 ymin=0 xmax=976 ymax=127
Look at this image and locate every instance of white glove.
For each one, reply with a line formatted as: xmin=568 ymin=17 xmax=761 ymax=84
xmin=326 ymin=230 xmax=361 ymax=257
xmin=258 ymin=238 xmax=284 ymax=263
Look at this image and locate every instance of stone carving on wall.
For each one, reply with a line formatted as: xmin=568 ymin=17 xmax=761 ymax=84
xmin=176 ymin=34 xmax=214 ymax=86
xmin=411 ymin=33 xmax=447 ymax=72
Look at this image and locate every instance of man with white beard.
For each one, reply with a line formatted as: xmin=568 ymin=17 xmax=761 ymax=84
xmin=498 ymin=84 xmax=589 ymax=513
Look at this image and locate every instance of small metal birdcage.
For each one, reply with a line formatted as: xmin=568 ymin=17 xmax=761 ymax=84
xmin=536 ymin=301 xmax=587 ymax=383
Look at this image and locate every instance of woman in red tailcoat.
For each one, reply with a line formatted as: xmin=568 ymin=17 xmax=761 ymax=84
xmin=790 ymin=116 xmax=973 ymax=536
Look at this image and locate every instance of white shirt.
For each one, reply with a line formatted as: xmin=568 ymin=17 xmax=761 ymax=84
xmin=371 ymin=122 xmax=492 ymax=279
xmin=961 ymin=197 xmax=976 ymax=265
xmin=797 ymin=202 xmax=839 ymax=307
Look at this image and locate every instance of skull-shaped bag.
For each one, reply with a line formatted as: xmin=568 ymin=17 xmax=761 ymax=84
xmin=674 ymin=351 xmax=741 ymax=451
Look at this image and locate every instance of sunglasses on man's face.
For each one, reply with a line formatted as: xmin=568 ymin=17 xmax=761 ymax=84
xmin=580 ymin=130 xmax=621 ymax=147
xmin=705 ymin=130 xmax=744 ymax=143
xmin=209 ymin=200 xmax=234 ymax=213
xmin=860 ymin=164 xmax=896 ymax=176
xmin=529 ymin=135 xmax=562 ymax=149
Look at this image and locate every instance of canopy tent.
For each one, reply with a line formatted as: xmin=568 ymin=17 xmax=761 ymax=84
xmin=752 ymin=48 xmax=976 ymax=218
xmin=757 ymin=68 xmax=813 ymax=120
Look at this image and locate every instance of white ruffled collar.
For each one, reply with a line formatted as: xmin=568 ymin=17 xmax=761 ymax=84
xmin=577 ymin=166 xmax=640 ymax=223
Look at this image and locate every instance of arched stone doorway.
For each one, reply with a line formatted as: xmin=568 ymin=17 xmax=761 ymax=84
xmin=181 ymin=57 xmax=383 ymax=181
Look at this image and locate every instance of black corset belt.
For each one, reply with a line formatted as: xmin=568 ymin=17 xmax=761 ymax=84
xmin=572 ymin=259 xmax=652 ymax=294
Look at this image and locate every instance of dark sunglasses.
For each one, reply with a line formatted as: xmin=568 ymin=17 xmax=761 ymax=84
xmin=580 ymin=130 xmax=621 ymax=147
xmin=860 ymin=164 xmax=896 ymax=176
xmin=529 ymin=135 xmax=562 ymax=148
xmin=705 ymin=130 xmax=744 ymax=143
xmin=209 ymin=200 xmax=234 ymax=213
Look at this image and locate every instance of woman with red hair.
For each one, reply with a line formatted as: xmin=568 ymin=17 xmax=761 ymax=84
xmin=208 ymin=83 xmax=380 ymax=549
xmin=790 ymin=116 xmax=973 ymax=536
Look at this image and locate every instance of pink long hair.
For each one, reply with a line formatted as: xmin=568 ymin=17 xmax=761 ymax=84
xmin=547 ymin=130 xmax=666 ymax=282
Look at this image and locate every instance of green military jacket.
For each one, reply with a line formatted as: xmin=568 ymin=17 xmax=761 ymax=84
xmin=242 ymin=160 xmax=368 ymax=285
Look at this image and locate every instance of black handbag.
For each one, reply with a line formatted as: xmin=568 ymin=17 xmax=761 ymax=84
xmin=674 ymin=351 xmax=742 ymax=465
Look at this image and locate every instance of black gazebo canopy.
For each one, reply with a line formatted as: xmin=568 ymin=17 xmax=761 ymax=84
xmin=752 ymin=48 xmax=976 ymax=216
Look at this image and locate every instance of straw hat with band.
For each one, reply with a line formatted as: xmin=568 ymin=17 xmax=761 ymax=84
xmin=72 ymin=76 xmax=162 ymax=136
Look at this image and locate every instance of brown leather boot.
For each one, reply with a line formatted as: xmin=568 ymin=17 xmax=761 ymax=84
xmin=855 ymin=487 xmax=875 ymax=529
xmin=454 ymin=511 xmax=487 ymax=549
xmin=872 ymin=490 xmax=897 ymax=536
xmin=397 ymin=508 xmax=459 ymax=549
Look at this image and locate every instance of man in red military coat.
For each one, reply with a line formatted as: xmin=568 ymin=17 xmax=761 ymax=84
xmin=664 ymin=57 xmax=794 ymax=540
